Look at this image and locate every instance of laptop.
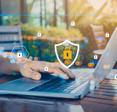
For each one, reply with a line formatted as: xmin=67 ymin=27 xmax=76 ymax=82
xmin=0 ymin=28 xmax=116 ymax=99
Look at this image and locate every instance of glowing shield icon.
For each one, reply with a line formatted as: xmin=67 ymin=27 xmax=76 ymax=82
xmin=55 ymin=40 xmax=80 ymax=68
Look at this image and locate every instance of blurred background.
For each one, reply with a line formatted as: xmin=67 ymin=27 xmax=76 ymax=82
xmin=0 ymin=0 xmax=117 ymax=68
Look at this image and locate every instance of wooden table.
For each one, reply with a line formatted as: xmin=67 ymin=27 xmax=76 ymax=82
xmin=80 ymin=79 xmax=117 ymax=112
xmin=0 ymin=79 xmax=117 ymax=112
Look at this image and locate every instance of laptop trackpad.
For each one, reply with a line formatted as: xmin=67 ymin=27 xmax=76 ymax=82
xmin=0 ymin=78 xmax=50 ymax=91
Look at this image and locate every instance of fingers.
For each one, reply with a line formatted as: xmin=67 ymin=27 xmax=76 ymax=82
xmin=59 ymin=67 xmax=75 ymax=79
xmin=28 ymin=61 xmax=45 ymax=72
xmin=48 ymin=68 xmax=69 ymax=79
xmin=28 ymin=56 xmax=39 ymax=61
xmin=25 ymin=61 xmax=75 ymax=80
xmin=51 ymin=62 xmax=75 ymax=79
xmin=43 ymin=64 xmax=73 ymax=79
xmin=31 ymin=71 xmax=41 ymax=80
xmin=34 ymin=57 xmax=39 ymax=61
xmin=20 ymin=64 xmax=41 ymax=80
xmin=29 ymin=56 xmax=33 ymax=61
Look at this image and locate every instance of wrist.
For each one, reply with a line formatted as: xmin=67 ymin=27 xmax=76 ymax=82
xmin=0 ymin=63 xmax=19 ymax=74
xmin=9 ymin=63 xmax=20 ymax=72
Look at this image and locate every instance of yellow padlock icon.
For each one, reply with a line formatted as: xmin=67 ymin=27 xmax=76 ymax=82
xmin=63 ymin=48 xmax=72 ymax=60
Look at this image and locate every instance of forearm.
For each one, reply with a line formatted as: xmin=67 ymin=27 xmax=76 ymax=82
xmin=0 ymin=60 xmax=20 ymax=74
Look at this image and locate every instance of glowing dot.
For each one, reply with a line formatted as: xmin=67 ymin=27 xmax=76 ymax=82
xmin=105 ymin=32 xmax=110 ymax=38
xmin=94 ymin=55 xmax=98 ymax=60
xmin=17 ymin=52 xmax=23 ymax=58
xmin=44 ymin=66 xmax=48 ymax=72
xmin=37 ymin=32 xmax=42 ymax=38
xmin=70 ymin=21 xmax=76 ymax=27
xmin=115 ymin=75 xmax=117 ymax=79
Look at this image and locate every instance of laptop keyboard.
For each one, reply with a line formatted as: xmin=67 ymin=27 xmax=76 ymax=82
xmin=30 ymin=69 xmax=93 ymax=93
xmin=0 ymin=69 xmax=93 ymax=95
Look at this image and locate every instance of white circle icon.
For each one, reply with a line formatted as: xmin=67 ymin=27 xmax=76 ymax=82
xmin=44 ymin=66 xmax=48 ymax=72
xmin=17 ymin=52 xmax=23 ymax=58
xmin=105 ymin=32 xmax=110 ymax=38
xmin=94 ymin=55 xmax=98 ymax=60
xmin=70 ymin=21 xmax=76 ymax=27
xmin=115 ymin=75 xmax=117 ymax=79
xmin=37 ymin=32 xmax=42 ymax=38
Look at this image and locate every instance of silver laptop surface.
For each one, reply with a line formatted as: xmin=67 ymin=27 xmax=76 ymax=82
xmin=93 ymin=27 xmax=117 ymax=83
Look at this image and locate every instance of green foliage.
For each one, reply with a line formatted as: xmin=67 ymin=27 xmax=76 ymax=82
xmin=21 ymin=24 xmax=38 ymax=35
xmin=21 ymin=24 xmax=85 ymax=63
xmin=21 ymin=24 xmax=84 ymax=41
xmin=4 ymin=16 xmax=20 ymax=25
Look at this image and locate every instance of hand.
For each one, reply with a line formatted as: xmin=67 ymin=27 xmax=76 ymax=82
xmin=0 ymin=53 xmax=75 ymax=81
xmin=19 ymin=60 xmax=75 ymax=80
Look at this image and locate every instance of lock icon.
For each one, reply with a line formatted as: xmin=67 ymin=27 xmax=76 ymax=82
xmin=63 ymin=48 xmax=72 ymax=60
